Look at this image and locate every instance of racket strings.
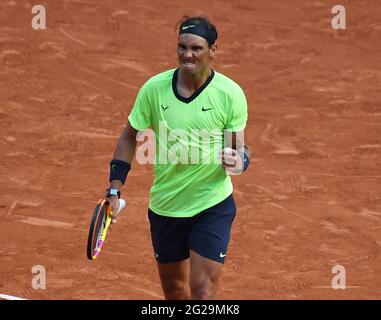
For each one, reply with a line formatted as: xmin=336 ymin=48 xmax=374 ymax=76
xmin=96 ymin=213 xmax=107 ymax=245
xmin=87 ymin=199 xmax=112 ymax=260
xmin=93 ymin=205 xmax=107 ymax=251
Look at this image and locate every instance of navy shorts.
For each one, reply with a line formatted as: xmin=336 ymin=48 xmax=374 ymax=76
xmin=148 ymin=194 xmax=236 ymax=264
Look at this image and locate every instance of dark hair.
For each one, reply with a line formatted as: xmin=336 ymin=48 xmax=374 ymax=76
xmin=176 ymin=15 xmax=218 ymax=46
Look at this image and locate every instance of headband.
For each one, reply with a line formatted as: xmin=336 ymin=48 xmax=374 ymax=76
xmin=179 ymin=21 xmax=217 ymax=45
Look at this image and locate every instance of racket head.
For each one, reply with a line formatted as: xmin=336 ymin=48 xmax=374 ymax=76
xmin=87 ymin=198 xmax=111 ymax=260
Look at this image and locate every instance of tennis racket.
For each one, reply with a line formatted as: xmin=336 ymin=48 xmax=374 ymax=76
xmin=87 ymin=198 xmax=126 ymax=260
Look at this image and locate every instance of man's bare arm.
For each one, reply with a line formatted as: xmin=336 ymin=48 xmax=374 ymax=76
xmin=107 ymin=121 xmax=138 ymax=221
xmin=109 ymin=121 xmax=138 ymax=190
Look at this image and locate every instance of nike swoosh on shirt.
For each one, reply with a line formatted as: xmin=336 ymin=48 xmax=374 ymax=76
xmin=202 ymin=106 xmax=214 ymax=111
xmin=220 ymin=253 xmax=227 ymax=258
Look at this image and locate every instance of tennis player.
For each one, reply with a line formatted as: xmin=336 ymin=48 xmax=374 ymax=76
xmin=105 ymin=16 xmax=250 ymax=300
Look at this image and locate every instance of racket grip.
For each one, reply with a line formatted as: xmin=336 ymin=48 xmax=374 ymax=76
xmin=117 ymin=199 xmax=126 ymax=214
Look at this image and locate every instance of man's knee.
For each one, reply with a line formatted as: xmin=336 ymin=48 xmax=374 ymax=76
xmin=157 ymin=260 xmax=190 ymax=300
xmin=190 ymin=282 xmax=215 ymax=300
xmin=161 ymin=279 xmax=189 ymax=300
xmin=189 ymin=251 xmax=223 ymax=300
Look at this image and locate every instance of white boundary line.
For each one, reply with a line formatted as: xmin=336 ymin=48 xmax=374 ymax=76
xmin=0 ymin=293 xmax=27 ymax=300
xmin=313 ymin=286 xmax=362 ymax=289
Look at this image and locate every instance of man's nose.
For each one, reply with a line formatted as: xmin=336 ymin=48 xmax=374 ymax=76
xmin=183 ymin=49 xmax=193 ymax=58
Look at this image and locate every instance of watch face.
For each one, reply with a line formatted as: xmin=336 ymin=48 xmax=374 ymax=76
xmin=106 ymin=189 xmax=119 ymax=197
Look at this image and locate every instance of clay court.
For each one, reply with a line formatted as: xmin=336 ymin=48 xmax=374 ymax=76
xmin=0 ymin=0 xmax=380 ymax=299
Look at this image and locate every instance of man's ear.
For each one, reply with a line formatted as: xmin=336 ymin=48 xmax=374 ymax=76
xmin=209 ymin=43 xmax=217 ymax=58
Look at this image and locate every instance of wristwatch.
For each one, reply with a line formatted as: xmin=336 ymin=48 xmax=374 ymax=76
xmin=105 ymin=188 xmax=120 ymax=198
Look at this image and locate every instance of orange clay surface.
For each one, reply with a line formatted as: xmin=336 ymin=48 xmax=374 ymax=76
xmin=0 ymin=0 xmax=380 ymax=299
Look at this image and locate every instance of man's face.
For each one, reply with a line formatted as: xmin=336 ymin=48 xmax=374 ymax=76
xmin=177 ymin=33 xmax=215 ymax=75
